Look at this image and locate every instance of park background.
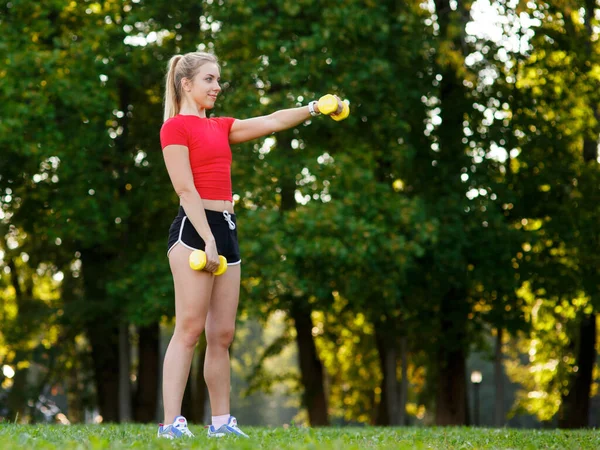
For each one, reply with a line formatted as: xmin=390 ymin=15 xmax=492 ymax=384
xmin=1 ymin=0 xmax=600 ymax=431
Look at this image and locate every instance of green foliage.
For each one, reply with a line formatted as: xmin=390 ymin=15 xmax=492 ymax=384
xmin=495 ymin=0 xmax=600 ymax=420
xmin=0 ymin=0 xmax=212 ymax=420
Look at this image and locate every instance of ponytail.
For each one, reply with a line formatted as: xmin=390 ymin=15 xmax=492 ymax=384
xmin=163 ymin=52 xmax=220 ymax=122
xmin=164 ymin=55 xmax=183 ymax=122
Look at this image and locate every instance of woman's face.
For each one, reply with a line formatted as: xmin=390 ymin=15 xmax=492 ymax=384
xmin=185 ymin=63 xmax=221 ymax=110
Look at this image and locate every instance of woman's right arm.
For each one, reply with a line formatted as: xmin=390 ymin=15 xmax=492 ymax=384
xmin=162 ymin=144 xmax=220 ymax=272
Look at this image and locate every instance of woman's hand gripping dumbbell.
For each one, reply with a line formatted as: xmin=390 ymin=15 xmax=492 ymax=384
xmin=309 ymin=94 xmax=351 ymax=121
xmin=189 ymin=249 xmax=228 ymax=275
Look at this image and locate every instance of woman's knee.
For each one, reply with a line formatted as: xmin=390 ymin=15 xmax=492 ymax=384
xmin=174 ymin=318 xmax=205 ymax=347
xmin=206 ymin=325 xmax=236 ymax=348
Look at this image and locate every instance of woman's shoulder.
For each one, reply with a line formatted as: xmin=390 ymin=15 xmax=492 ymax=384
xmin=161 ymin=115 xmax=190 ymax=133
xmin=163 ymin=114 xmax=188 ymax=126
xmin=162 ymin=115 xmax=235 ymax=133
xmin=209 ymin=116 xmax=236 ymax=131
xmin=160 ymin=116 xmax=190 ymax=148
xmin=162 ymin=115 xmax=182 ymax=126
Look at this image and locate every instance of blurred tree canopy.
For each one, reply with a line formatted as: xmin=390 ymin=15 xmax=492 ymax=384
xmin=0 ymin=0 xmax=599 ymax=428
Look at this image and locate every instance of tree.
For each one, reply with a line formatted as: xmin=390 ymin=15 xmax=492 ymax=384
xmin=501 ymin=0 xmax=600 ymax=428
xmin=1 ymin=0 xmax=210 ymax=421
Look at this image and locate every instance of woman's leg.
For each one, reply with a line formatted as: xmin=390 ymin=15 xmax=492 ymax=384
xmin=162 ymin=243 xmax=214 ymax=424
xmin=204 ymin=263 xmax=241 ymax=416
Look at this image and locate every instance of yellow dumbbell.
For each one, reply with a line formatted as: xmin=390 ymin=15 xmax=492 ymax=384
xmin=317 ymin=94 xmax=340 ymax=115
xmin=317 ymin=94 xmax=350 ymax=121
xmin=189 ymin=250 xmax=228 ymax=275
xmin=330 ymin=100 xmax=350 ymax=121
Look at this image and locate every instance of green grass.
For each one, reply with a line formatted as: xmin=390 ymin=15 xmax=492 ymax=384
xmin=0 ymin=424 xmax=598 ymax=449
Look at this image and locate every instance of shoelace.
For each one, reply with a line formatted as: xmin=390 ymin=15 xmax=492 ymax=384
xmin=173 ymin=423 xmax=194 ymax=437
xmin=223 ymin=210 xmax=236 ymax=230
xmin=228 ymin=418 xmax=246 ymax=434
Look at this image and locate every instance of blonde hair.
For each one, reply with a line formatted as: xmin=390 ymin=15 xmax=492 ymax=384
xmin=163 ymin=52 xmax=220 ymax=122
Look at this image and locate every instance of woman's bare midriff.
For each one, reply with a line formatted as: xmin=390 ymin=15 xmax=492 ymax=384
xmin=202 ymin=199 xmax=235 ymax=213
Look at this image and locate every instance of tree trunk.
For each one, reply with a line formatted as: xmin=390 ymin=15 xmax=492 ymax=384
xmin=435 ymin=290 xmax=469 ymax=425
xmin=384 ymin=345 xmax=400 ymax=425
xmin=431 ymin=1 xmax=471 ymax=425
xmin=276 ymin=132 xmax=328 ymax=426
xmin=435 ymin=346 xmax=468 ymax=425
xmin=6 ymin=364 xmax=28 ymax=423
xmin=118 ymin=323 xmax=132 ymax=422
xmin=374 ymin=331 xmax=389 ymax=425
xmin=5 ymin=257 xmax=31 ymax=422
xmin=399 ymin=336 xmax=408 ymax=426
xmin=559 ymin=0 xmax=600 ymax=430
xmin=89 ymin=324 xmax=120 ymax=422
xmin=374 ymin=328 xmax=401 ymax=425
xmin=81 ymin=250 xmax=120 ymax=422
xmin=134 ymin=323 xmax=159 ymax=423
xmin=558 ymin=313 xmax=596 ymax=428
xmin=67 ymin=359 xmax=83 ymax=423
xmin=494 ymin=328 xmax=504 ymax=427
xmin=60 ymin=273 xmax=83 ymax=424
xmin=290 ymin=302 xmax=329 ymax=426
xmin=559 ymin=8 xmax=600 ymax=422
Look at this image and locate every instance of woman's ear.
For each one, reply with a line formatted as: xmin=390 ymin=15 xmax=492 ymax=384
xmin=181 ymin=77 xmax=191 ymax=93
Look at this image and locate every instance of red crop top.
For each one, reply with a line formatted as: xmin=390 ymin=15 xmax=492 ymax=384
xmin=160 ymin=115 xmax=236 ymax=202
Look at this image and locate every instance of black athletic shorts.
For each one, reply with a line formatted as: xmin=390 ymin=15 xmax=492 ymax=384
xmin=167 ymin=206 xmax=241 ymax=265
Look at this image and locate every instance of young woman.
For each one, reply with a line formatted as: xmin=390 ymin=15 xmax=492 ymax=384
xmin=157 ymin=51 xmax=344 ymax=439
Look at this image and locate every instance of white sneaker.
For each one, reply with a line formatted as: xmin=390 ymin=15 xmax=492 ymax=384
xmin=157 ymin=415 xmax=194 ymax=439
xmin=207 ymin=415 xmax=249 ymax=438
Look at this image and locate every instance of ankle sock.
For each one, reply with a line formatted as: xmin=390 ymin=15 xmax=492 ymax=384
xmin=212 ymin=414 xmax=230 ymax=429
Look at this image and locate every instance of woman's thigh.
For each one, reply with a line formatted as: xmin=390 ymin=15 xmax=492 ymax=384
xmin=168 ymin=243 xmax=214 ymax=326
xmin=205 ymin=263 xmax=241 ymax=339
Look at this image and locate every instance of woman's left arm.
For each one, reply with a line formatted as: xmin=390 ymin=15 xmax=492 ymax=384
xmin=228 ymin=106 xmax=313 ymax=145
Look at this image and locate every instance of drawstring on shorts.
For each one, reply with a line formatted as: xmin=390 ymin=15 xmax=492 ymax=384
xmin=223 ymin=210 xmax=236 ymax=230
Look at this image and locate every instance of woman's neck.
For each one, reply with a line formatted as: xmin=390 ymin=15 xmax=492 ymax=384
xmin=179 ymin=109 xmax=206 ymax=117
xmin=179 ymin=101 xmax=206 ymax=118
